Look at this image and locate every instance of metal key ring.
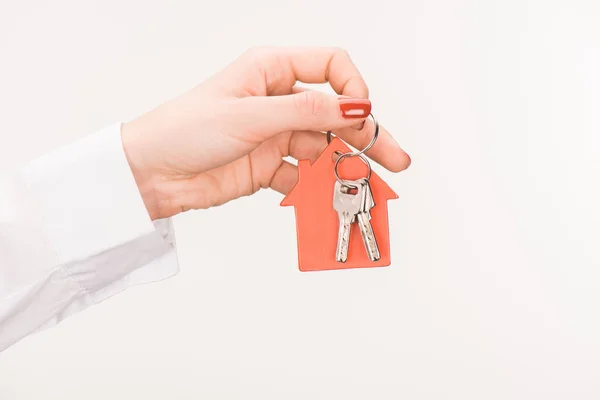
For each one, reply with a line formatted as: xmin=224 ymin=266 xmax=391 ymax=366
xmin=326 ymin=113 xmax=379 ymax=157
xmin=334 ymin=152 xmax=372 ymax=189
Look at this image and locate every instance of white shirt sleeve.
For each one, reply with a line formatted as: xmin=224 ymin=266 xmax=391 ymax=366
xmin=0 ymin=124 xmax=179 ymax=352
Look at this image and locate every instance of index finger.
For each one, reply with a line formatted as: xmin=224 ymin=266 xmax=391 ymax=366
xmin=255 ymin=47 xmax=369 ymax=98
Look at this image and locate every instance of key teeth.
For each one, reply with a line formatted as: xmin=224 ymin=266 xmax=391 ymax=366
xmin=335 ymin=212 xmax=351 ymax=263
xmin=357 ymin=212 xmax=381 ymax=262
xmin=339 ymin=236 xmax=349 ymax=262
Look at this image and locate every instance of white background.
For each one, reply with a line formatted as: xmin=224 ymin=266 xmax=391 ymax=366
xmin=1 ymin=0 xmax=599 ymax=398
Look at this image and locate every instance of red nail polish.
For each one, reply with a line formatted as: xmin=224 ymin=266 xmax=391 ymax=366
xmin=339 ymin=99 xmax=371 ymax=119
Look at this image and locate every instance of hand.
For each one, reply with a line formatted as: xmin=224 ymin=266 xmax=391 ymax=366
xmin=121 ymin=47 xmax=411 ymax=220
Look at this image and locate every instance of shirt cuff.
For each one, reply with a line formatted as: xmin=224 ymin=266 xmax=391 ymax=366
xmin=0 ymin=124 xmax=179 ymax=351
xmin=23 ymin=123 xmax=178 ymax=292
xmin=24 ymin=123 xmax=156 ymax=263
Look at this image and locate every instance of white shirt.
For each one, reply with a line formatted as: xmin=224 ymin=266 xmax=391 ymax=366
xmin=0 ymin=124 xmax=179 ymax=352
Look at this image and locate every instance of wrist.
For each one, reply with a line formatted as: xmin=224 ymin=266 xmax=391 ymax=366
xmin=121 ymin=122 xmax=163 ymax=220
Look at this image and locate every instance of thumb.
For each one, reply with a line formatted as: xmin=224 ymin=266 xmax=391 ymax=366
xmin=237 ymin=91 xmax=371 ymax=139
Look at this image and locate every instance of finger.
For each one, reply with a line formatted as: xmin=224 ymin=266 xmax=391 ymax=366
xmin=285 ymin=130 xmax=328 ymax=162
xmin=251 ymin=130 xmax=328 ymax=194
xmin=269 ymin=160 xmax=298 ymax=194
xmin=333 ymin=118 xmax=411 ymax=172
xmin=237 ymin=91 xmax=371 ymax=139
xmin=287 ymin=126 xmax=411 ymax=173
xmin=292 ymin=85 xmax=364 ymax=130
xmin=269 ymin=125 xmax=409 ymax=196
xmin=291 ymin=85 xmax=310 ymax=95
xmin=251 ymin=47 xmax=369 ymax=98
xmin=271 ymin=130 xmax=335 ymax=193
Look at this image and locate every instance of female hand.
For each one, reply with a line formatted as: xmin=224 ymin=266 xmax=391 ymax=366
xmin=121 ymin=47 xmax=411 ymax=220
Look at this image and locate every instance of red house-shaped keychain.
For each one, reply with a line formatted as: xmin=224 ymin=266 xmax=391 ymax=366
xmin=281 ymin=138 xmax=398 ymax=272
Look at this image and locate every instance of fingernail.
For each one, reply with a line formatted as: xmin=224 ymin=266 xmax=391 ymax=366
xmin=339 ymin=98 xmax=371 ymax=119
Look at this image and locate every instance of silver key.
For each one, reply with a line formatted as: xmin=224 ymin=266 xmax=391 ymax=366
xmin=357 ymin=177 xmax=375 ymax=212
xmin=333 ymin=180 xmax=363 ymax=262
xmin=356 ymin=179 xmax=381 ymax=261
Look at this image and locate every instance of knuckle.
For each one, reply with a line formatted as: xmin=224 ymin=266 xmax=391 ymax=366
xmin=332 ymin=47 xmax=350 ymax=59
xmin=239 ymin=48 xmax=260 ymax=66
xmin=295 ymin=91 xmax=325 ymax=117
xmin=242 ymin=46 xmax=279 ymax=75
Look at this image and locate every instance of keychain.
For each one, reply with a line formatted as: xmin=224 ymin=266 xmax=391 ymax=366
xmin=281 ymin=114 xmax=398 ymax=272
